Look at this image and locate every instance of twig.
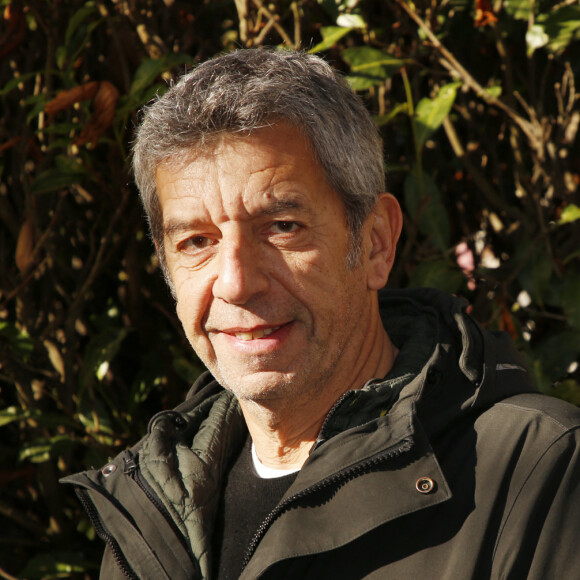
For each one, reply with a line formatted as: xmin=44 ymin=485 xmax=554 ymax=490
xmin=291 ymin=1 xmax=301 ymax=50
xmin=251 ymin=0 xmax=295 ymax=48
xmin=60 ymin=185 xmax=132 ymax=410
xmin=234 ymin=0 xmax=249 ymax=45
xmin=0 ymin=499 xmax=47 ymax=538
xmin=442 ymin=117 xmax=520 ymax=218
xmin=391 ymin=0 xmax=543 ymax=155
xmin=254 ymin=18 xmax=277 ymax=46
xmin=111 ymin=0 xmax=167 ymax=58
xmin=563 ymin=62 xmax=577 ymax=115
xmin=0 ymin=194 xmax=65 ymax=309
xmin=553 ymin=0 xmax=579 ymax=8
xmin=0 ymin=566 xmax=20 ymax=580
xmin=67 ymin=187 xmax=132 ymax=322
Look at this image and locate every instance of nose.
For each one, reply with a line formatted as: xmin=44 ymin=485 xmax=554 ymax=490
xmin=212 ymin=236 xmax=270 ymax=304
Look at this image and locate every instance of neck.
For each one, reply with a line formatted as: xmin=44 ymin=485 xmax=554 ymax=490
xmin=242 ymin=310 xmax=398 ymax=470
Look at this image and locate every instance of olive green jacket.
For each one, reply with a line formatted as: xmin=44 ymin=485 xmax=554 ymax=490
xmin=62 ymin=289 xmax=580 ymax=579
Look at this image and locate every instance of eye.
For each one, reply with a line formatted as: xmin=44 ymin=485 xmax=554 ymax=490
xmin=178 ymin=235 xmax=216 ymax=253
xmin=270 ymin=221 xmax=300 ymax=234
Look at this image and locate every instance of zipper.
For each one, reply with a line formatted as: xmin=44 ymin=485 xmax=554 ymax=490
xmin=75 ymin=487 xmax=139 ymax=580
xmin=311 ymin=390 xmax=355 ymax=452
xmin=122 ymin=450 xmax=193 ymax=558
xmin=311 ymin=378 xmax=396 ymax=454
xmin=241 ymin=436 xmax=413 ymax=569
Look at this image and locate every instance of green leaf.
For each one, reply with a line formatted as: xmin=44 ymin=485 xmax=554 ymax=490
xmin=130 ymin=54 xmax=194 ymax=97
xmin=561 ymin=274 xmax=580 ymax=331
xmin=558 ymin=203 xmax=580 ymax=225
xmin=26 ymin=98 xmax=51 ymax=124
xmin=57 ymin=3 xmax=102 ymax=70
xmin=404 ymin=167 xmax=451 ymax=252
xmin=486 ymin=85 xmax=502 ymax=98
xmin=0 ymin=322 xmax=35 ymax=361
xmin=55 ymin=45 xmax=68 ymax=70
xmin=343 ymin=47 xmax=405 ymax=91
xmin=116 ymin=83 xmax=166 ymax=118
xmin=64 ymin=2 xmax=98 ymax=47
xmin=309 ymin=26 xmax=354 ymax=53
xmin=526 ymin=24 xmax=549 ymax=56
xmin=0 ymin=406 xmax=29 ymax=427
xmin=19 ymin=551 xmax=98 ymax=579
xmin=43 ymin=123 xmax=83 ymax=135
xmin=77 ymin=394 xmax=115 ymax=439
xmin=0 ymin=406 xmax=78 ymax=430
xmin=414 ymin=82 xmax=460 ymax=150
xmin=316 ymin=0 xmax=360 ymax=21
xmin=1 ymin=71 xmax=41 ymax=96
xmin=30 ymin=157 xmax=88 ymax=194
xmin=83 ymin=326 xmax=129 ymax=380
xmin=172 ymin=351 xmax=204 ymax=385
xmin=563 ymin=248 xmax=580 ymax=266
xmin=336 ymin=14 xmax=366 ymax=28
xmin=409 ymin=260 xmax=464 ymax=293
xmin=533 ymin=330 xmax=580 ymax=381
xmin=503 ymin=0 xmax=554 ymax=21
xmin=56 ymin=2 xmax=104 ymax=71
xmin=503 ymin=0 xmax=534 ymax=20
xmin=19 ymin=435 xmax=72 ymax=463
xmin=548 ymin=379 xmax=580 ymax=407
xmin=538 ymin=6 xmax=580 ymax=55
xmin=373 ymin=102 xmax=408 ymax=127
xmin=516 ymin=246 xmax=553 ymax=305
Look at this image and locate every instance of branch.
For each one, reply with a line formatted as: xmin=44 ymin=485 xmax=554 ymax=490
xmin=291 ymin=1 xmax=301 ymax=50
xmin=0 ymin=566 xmax=20 ymax=580
xmin=111 ymin=0 xmax=167 ymax=59
xmin=391 ymin=0 xmax=544 ymax=155
xmin=0 ymin=499 xmax=46 ymax=538
xmin=251 ymin=0 xmax=295 ymax=48
xmin=442 ymin=116 xmax=521 ymax=218
xmin=234 ymin=0 xmax=250 ymax=45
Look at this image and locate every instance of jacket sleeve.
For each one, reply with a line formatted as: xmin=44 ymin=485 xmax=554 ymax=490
xmin=492 ymin=425 xmax=580 ymax=579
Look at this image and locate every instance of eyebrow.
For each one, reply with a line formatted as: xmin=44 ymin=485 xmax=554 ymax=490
xmin=163 ymin=198 xmax=307 ymax=238
xmin=258 ymin=198 xmax=305 ymax=216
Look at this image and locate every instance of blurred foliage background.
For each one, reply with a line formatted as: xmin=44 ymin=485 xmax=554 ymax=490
xmin=0 ymin=0 xmax=579 ymax=577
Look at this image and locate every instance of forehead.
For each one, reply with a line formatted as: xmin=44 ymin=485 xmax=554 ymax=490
xmin=155 ymin=124 xmax=342 ymax=218
xmin=160 ymin=124 xmax=313 ymax=178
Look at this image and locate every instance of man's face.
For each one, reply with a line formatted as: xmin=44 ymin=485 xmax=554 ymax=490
xmin=156 ymin=124 xmax=379 ymax=407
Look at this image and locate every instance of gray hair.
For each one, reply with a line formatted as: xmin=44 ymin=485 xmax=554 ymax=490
xmin=133 ymin=48 xmax=385 ymax=270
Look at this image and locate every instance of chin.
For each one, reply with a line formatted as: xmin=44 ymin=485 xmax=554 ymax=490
xmin=218 ymin=371 xmax=298 ymax=403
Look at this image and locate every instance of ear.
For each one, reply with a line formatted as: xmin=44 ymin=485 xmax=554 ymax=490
xmin=366 ymin=193 xmax=403 ymax=291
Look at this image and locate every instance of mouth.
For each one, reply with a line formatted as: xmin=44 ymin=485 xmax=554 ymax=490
xmin=233 ymin=325 xmax=282 ymax=341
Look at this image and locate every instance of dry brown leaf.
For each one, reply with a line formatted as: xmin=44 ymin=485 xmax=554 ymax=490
xmin=0 ymin=136 xmax=23 ymax=154
xmin=499 ymin=305 xmax=518 ymax=340
xmin=75 ymin=81 xmax=120 ymax=147
xmin=474 ymin=0 xmax=498 ymax=27
xmin=44 ymin=81 xmax=100 ymax=116
xmin=0 ymin=464 xmax=36 ymax=486
xmin=15 ymin=218 xmax=35 ymax=273
xmin=44 ymin=339 xmax=66 ymax=382
xmin=0 ymin=4 xmax=26 ymax=59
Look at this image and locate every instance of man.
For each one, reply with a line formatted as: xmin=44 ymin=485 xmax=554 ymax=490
xmin=63 ymin=49 xmax=580 ymax=579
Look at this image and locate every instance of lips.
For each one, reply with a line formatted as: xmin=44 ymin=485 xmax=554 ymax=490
xmin=234 ymin=326 xmax=281 ymax=340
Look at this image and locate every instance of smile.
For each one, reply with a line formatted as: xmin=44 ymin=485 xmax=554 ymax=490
xmin=234 ymin=326 xmax=281 ymax=340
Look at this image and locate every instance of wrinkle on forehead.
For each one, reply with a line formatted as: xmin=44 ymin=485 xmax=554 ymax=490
xmin=157 ymin=122 xmax=313 ymax=179
xmin=158 ymin=132 xmax=316 ymax=224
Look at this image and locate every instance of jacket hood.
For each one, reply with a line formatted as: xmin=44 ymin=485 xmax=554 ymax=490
xmin=377 ymin=287 xmax=537 ymax=436
xmin=312 ymin=287 xmax=536 ymax=449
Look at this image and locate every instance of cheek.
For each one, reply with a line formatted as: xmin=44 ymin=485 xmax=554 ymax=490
xmin=175 ymin=298 xmax=190 ymax=329
xmin=174 ymin=274 xmax=215 ymax=336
